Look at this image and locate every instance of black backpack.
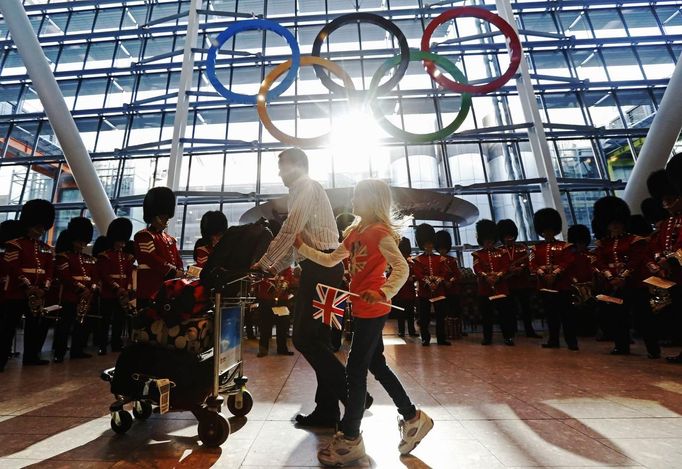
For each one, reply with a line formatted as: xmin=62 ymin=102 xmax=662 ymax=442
xmin=200 ymin=219 xmax=273 ymax=293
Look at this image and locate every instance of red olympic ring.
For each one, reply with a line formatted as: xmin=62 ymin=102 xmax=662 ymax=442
xmin=421 ymin=6 xmax=522 ymax=95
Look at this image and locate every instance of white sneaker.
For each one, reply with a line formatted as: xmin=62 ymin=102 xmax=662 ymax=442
xmin=318 ymin=431 xmax=366 ymax=467
xmin=398 ymin=409 xmax=434 ymax=455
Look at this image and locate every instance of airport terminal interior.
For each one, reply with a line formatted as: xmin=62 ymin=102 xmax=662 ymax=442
xmin=1 ymin=0 xmax=682 ymax=467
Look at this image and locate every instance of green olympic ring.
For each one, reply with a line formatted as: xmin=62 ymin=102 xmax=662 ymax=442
xmin=368 ymin=50 xmax=472 ymax=144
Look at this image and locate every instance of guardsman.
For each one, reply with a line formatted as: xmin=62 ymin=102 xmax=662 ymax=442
xmin=592 ymin=196 xmax=648 ymax=356
xmin=530 ymin=208 xmax=578 ymax=351
xmin=647 ymin=158 xmax=682 ymax=363
xmin=255 ymin=264 xmax=295 ymax=357
xmin=413 ymin=223 xmax=450 ymax=346
xmin=497 ymin=219 xmax=539 ymax=338
xmin=134 ymin=187 xmax=183 ymax=309
xmin=472 ymin=220 xmax=514 ymax=346
xmin=0 ymin=199 xmax=55 ymax=370
xmin=54 ymin=217 xmax=99 ymax=362
xmin=394 ymin=237 xmax=418 ymax=338
xmin=565 ymin=224 xmax=597 ymax=336
xmin=96 ymin=217 xmax=135 ymax=355
xmin=435 ymin=230 xmax=462 ymax=326
xmin=0 ymin=220 xmax=24 ymax=371
xmin=195 ymin=210 xmax=228 ymax=268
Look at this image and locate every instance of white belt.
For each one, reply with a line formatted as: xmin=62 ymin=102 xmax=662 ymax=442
xmin=21 ymin=268 xmax=45 ymax=274
xmin=137 ymin=264 xmax=150 ymax=270
xmin=72 ymin=276 xmax=92 ymax=281
xmin=109 ymin=274 xmax=127 ymax=279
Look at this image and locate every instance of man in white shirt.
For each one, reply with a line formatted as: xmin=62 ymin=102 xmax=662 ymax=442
xmin=253 ymin=148 xmax=350 ymax=427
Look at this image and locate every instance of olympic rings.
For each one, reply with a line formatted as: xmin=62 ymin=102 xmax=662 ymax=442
xmin=310 ymin=12 xmax=410 ymax=98
xmin=369 ymin=50 xmax=472 ymax=143
xmin=421 ymin=7 xmax=522 ymax=95
xmin=206 ymin=7 xmax=522 ymax=143
xmin=256 ymin=56 xmax=356 ymax=148
xmin=206 ymin=19 xmax=300 ymax=105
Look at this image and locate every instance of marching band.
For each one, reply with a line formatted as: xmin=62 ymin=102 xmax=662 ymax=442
xmin=0 ymin=153 xmax=681 ymax=372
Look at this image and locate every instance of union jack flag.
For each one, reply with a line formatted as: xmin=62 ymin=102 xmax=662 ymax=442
xmin=312 ymin=283 xmax=349 ymax=330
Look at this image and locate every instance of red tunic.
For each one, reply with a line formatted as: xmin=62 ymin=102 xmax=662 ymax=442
xmin=413 ymin=253 xmax=449 ymax=299
xmin=472 ymin=247 xmax=511 ymax=296
xmin=529 ymin=241 xmax=574 ymax=291
xmin=566 ymin=248 xmax=595 ymax=284
xmin=648 ymin=214 xmax=682 ymax=283
xmin=593 ymin=235 xmax=648 ymax=290
xmin=97 ymin=248 xmax=135 ymax=300
xmin=56 ymin=252 xmax=100 ymax=304
xmin=394 ymin=258 xmax=417 ymax=301
xmin=440 ymin=254 xmax=462 ymax=295
xmin=254 ymin=267 xmax=294 ymax=302
xmin=195 ymin=244 xmax=212 ymax=269
xmin=500 ymin=242 xmax=530 ymax=290
xmin=134 ymin=228 xmax=183 ymax=301
xmin=3 ymin=237 xmax=54 ymax=300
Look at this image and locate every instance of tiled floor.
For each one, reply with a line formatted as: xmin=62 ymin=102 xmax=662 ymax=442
xmin=1 ymin=325 xmax=682 ymax=469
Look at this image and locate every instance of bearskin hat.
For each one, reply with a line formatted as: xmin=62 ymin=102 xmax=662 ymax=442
xmin=415 ymin=223 xmax=436 ymax=250
xmin=646 ymin=169 xmax=678 ymax=201
xmin=92 ymin=235 xmax=110 ymax=257
xmin=398 ymin=237 xmax=412 ymax=257
xmin=67 ymin=217 xmax=94 ymax=243
xmin=641 ymin=197 xmax=668 ymax=225
xmin=567 ymin=224 xmax=591 ymax=246
xmin=143 ymin=186 xmax=176 ymax=224
xmin=200 ymin=211 xmax=228 ymax=239
xmin=435 ymin=230 xmax=452 ymax=252
xmin=497 ymin=219 xmax=518 ymax=240
xmin=20 ymin=199 xmax=55 ymax=231
xmin=476 ymin=219 xmax=498 ymax=245
xmin=666 ymin=152 xmax=682 ymax=193
xmin=533 ymin=208 xmax=562 ymax=237
xmin=629 ymin=215 xmax=652 ymax=237
xmin=106 ymin=217 xmax=133 ymax=243
xmin=0 ymin=219 xmax=23 ymax=244
xmin=54 ymin=230 xmax=73 ymax=254
xmin=593 ymin=196 xmax=631 ymax=236
xmin=336 ymin=212 xmax=355 ymax=234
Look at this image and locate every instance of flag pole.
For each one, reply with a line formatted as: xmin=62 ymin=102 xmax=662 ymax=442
xmin=318 ymin=283 xmax=405 ymax=311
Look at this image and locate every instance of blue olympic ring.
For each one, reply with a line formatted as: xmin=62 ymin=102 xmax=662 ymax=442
xmin=206 ymin=19 xmax=300 ymax=105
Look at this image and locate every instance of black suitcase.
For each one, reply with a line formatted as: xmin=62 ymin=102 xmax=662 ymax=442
xmin=110 ymin=342 xmax=213 ymax=411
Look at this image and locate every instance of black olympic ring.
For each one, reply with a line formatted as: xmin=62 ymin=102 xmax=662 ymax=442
xmin=310 ymin=12 xmax=411 ymax=97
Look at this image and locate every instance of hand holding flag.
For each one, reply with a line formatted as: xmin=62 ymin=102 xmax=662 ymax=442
xmin=312 ymin=283 xmax=405 ymax=330
xmin=312 ymin=283 xmax=349 ymax=330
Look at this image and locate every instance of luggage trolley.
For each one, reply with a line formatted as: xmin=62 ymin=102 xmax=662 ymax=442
xmin=100 ymin=271 xmax=259 ymax=448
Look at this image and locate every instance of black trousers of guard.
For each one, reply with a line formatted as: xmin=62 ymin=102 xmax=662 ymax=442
xmin=97 ymin=298 xmax=126 ymax=351
xmin=291 ymin=258 xmax=345 ymax=418
xmin=258 ymin=299 xmax=290 ymax=353
xmin=540 ymin=291 xmax=578 ymax=348
xmin=418 ymin=297 xmax=447 ymax=343
xmin=479 ymin=296 xmax=515 ymax=342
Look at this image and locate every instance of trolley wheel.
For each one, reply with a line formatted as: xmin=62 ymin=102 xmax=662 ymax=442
xmin=227 ymin=389 xmax=253 ymax=417
xmin=110 ymin=410 xmax=133 ymax=434
xmin=197 ymin=411 xmax=230 ymax=447
xmin=132 ymin=401 xmax=153 ymax=420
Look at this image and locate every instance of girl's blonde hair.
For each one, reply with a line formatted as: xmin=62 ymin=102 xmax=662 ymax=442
xmin=344 ymin=179 xmax=411 ymax=242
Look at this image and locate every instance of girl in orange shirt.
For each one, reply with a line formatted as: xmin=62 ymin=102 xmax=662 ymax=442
xmin=295 ymin=179 xmax=433 ymax=467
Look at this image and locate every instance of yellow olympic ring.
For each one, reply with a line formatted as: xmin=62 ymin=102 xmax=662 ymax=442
xmin=256 ymin=56 xmax=356 ymax=148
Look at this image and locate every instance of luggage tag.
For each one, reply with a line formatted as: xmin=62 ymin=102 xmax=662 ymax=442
xmin=272 ymin=306 xmax=290 ymax=316
xmin=155 ymin=379 xmax=172 ymax=414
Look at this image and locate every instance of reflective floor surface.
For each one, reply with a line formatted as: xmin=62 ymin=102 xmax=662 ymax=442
xmin=1 ymin=324 xmax=682 ymax=468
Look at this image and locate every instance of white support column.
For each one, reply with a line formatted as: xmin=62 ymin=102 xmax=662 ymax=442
xmin=167 ymin=0 xmax=203 ymax=192
xmin=624 ymin=52 xmax=682 ymax=213
xmin=495 ymin=0 xmax=566 ymax=236
xmin=0 ymin=0 xmax=116 ymax=233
